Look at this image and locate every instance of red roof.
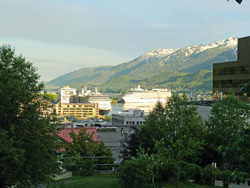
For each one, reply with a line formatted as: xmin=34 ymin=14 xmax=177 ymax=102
xmin=57 ymin=127 xmax=98 ymax=143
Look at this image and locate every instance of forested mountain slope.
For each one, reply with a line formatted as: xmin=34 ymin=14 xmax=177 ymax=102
xmin=46 ymin=37 xmax=237 ymax=91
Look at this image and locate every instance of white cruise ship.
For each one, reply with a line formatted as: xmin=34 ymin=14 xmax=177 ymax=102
xmin=80 ymin=87 xmax=112 ymax=115
xmin=122 ymin=85 xmax=171 ymax=103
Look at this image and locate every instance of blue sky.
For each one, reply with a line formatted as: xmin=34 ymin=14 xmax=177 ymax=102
xmin=0 ymin=0 xmax=250 ymax=82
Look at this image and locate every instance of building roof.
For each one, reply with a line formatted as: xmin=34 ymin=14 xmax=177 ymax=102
xmin=57 ymin=127 xmax=98 ymax=143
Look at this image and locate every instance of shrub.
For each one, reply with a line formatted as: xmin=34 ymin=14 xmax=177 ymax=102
xmin=79 ymin=159 xmax=96 ymax=176
xmin=179 ymin=162 xmax=201 ymax=181
xmin=196 ymin=165 xmax=219 ymax=186
xmin=117 ymin=158 xmax=152 ymax=188
xmin=219 ymin=170 xmax=232 ymax=187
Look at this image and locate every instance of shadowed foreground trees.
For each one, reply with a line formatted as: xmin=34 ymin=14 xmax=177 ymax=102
xmin=206 ymin=94 xmax=250 ymax=167
xmin=119 ymin=94 xmax=250 ymax=188
xmin=0 ymin=45 xmax=60 ymax=187
xmin=119 ymin=94 xmax=205 ymax=188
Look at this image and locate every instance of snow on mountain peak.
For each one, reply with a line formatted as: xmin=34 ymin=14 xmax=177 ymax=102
xmin=186 ymin=37 xmax=238 ymax=55
xmin=143 ymin=48 xmax=178 ymax=57
xmin=142 ymin=37 xmax=237 ymax=59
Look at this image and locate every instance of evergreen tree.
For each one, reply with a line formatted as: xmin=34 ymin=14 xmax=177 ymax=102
xmin=120 ymin=126 xmax=140 ymax=162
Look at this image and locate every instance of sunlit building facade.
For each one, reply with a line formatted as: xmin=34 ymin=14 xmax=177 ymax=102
xmin=55 ymin=102 xmax=99 ymax=118
xmin=213 ymin=36 xmax=250 ymax=101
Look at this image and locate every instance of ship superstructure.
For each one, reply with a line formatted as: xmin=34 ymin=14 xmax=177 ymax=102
xmin=122 ymin=85 xmax=171 ymax=103
xmin=88 ymin=87 xmax=112 ymax=115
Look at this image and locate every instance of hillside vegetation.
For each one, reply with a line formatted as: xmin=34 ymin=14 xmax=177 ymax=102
xmin=46 ymin=37 xmax=237 ymax=92
xmin=99 ymin=70 xmax=212 ymax=92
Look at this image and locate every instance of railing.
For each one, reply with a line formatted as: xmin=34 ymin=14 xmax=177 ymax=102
xmin=58 ymin=156 xmax=131 ymax=173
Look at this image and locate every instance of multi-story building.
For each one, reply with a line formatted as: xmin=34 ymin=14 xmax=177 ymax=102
xmin=55 ymin=102 xmax=99 ymax=118
xmin=112 ymin=109 xmax=145 ymax=126
xmin=60 ymin=86 xmax=77 ymax=103
xmin=213 ymin=36 xmax=250 ymax=101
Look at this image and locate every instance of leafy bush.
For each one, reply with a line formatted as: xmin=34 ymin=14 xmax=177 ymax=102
xmin=62 ymin=158 xmax=95 ymax=176
xmin=117 ymin=157 xmax=152 ymax=188
xmin=195 ymin=165 xmax=219 ymax=186
xmin=219 ymin=170 xmax=232 ymax=187
xmin=179 ymin=162 xmax=201 ymax=181
xmin=79 ymin=159 xmax=96 ymax=176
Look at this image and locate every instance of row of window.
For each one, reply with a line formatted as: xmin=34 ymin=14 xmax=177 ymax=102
xmin=213 ymin=79 xmax=249 ymax=88
xmin=214 ymin=65 xmax=250 ymax=76
xmin=112 ymin=119 xmax=145 ymax=125
xmin=62 ymin=108 xmax=94 ymax=111
xmin=64 ymin=105 xmax=94 ymax=108
xmin=126 ymin=121 xmax=145 ymax=125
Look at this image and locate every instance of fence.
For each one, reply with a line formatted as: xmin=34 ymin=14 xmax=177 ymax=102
xmin=58 ymin=156 xmax=131 ymax=174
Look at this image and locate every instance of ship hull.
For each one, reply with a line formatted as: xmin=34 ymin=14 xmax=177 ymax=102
xmin=122 ymin=89 xmax=171 ymax=103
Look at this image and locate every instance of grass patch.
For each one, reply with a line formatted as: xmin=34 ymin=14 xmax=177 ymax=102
xmin=56 ymin=175 xmax=121 ymax=188
xmin=156 ymin=180 xmax=219 ymax=188
xmin=56 ymin=175 xmax=219 ymax=188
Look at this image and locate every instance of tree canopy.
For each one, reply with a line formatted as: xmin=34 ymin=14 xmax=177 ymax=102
xmin=205 ymin=94 xmax=250 ymax=176
xmin=0 ymin=45 xmax=60 ymax=187
xmin=63 ymin=128 xmax=114 ymax=172
xmin=134 ymin=94 xmax=205 ymax=185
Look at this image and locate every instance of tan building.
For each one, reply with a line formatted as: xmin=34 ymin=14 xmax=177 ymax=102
xmin=55 ymin=102 xmax=99 ymax=118
xmin=213 ymin=36 xmax=250 ymax=101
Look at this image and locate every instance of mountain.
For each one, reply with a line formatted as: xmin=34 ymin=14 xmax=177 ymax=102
xmin=98 ymin=70 xmax=212 ymax=92
xmin=46 ymin=37 xmax=237 ymax=90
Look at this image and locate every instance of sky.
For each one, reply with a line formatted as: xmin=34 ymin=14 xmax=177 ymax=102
xmin=0 ymin=0 xmax=250 ymax=82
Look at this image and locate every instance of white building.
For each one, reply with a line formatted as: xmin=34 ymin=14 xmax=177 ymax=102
xmin=60 ymin=86 xmax=77 ymax=103
xmin=112 ymin=109 xmax=146 ymax=126
xmin=78 ymin=86 xmax=91 ymax=97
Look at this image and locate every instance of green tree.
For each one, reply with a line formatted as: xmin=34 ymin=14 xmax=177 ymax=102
xmin=137 ymin=101 xmax=167 ymax=153
xmin=240 ymin=80 xmax=250 ymax=97
xmin=206 ymin=94 xmax=250 ymax=168
xmin=95 ymin=140 xmax=114 ymax=170
xmin=64 ymin=128 xmax=97 ymax=157
xmin=40 ymin=90 xmax=58 ymax=102
xmin=138 ymin=94 xmax=205 ymax=164
xmin=118 ymin=142 xmax=167 ymax=188
xmin=218 ymin=129 xmax=250 ymax=184
xmin=63 ymin=128 xmax=114 ymax=172
xmin=165 ymin=94 xmax=205 ymax=163
xmin=120 ymin=126 xmax=140 ymax=162
xmin=137 ymin=94 xmax=205 ymax=183
xmin=0 ymin=45 xmax=60 ymax=187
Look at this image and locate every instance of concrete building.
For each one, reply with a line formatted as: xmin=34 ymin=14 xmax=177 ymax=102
xmin=112 ymin=109 xmax=146 ymax=126
xmin=60 ymin=86 xmax=77 ymax=103
xmin=213 ymin=36 xmax=250 ymax=101
xmin=55 ymin=102 xmax=99 ymax=118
